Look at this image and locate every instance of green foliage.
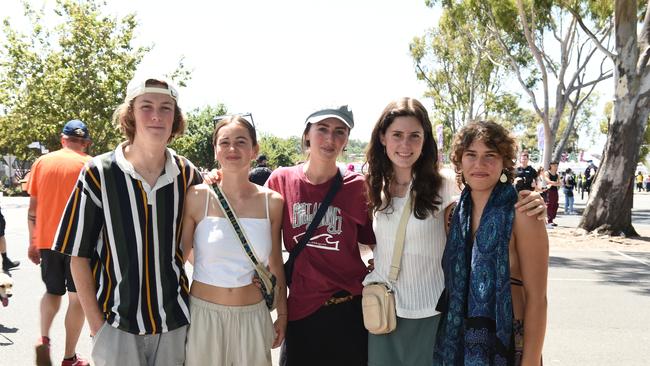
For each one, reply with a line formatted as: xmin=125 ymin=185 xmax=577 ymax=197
xmin=170 ymin=104 xmax=227 ymax=170
xmin=0 ymin=0 xmax=150 ymax=159
xmin=343 ymin=139 xmax=367 ymax=162
xmin=0 ymin=0 xmax=189 ymax=160
xmin=411 ymin=2 xmax=527 ymax=135
xmin=257 ymin=134 xmax=302 ymax=168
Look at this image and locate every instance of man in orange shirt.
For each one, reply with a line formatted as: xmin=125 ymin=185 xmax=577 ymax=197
xmin=27 ymin=120 xmax=92 ymax=366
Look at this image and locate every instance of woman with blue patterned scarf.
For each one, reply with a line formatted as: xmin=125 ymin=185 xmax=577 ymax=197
xmin=433 ymin=121 xmax=548 ymax=366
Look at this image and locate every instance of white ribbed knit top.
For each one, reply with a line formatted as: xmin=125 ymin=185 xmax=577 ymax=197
xmin=363 ymin=172 xmax=458 ymax=319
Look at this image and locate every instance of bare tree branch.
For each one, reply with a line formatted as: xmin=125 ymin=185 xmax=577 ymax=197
xmin=485 ymin=20 xmax=544 ymax=120
xmin=565 ymin=26 xmax=612 ymax=94
xmin=516 ymin=0 xmax=549 ymax=125
xmin=557 ymin=16 xmax=579 ymax=93
xmin=637 ymin=1 xmax=650 ymax=74
xmin=569 ymin=7 xmax=615 ymax=60
xmin=549 ymin=13 xmax=563 ymax=43
xmin=571 ymin=71 xmax=613 ymax=93
xmin=415 ymin=63 xmax=436 ymax=89
xmin=542 ymin=51 xmax=559 ymax=79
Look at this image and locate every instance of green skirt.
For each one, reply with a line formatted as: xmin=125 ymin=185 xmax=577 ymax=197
xmin=368 ymin=314 xmax=441 ymax=366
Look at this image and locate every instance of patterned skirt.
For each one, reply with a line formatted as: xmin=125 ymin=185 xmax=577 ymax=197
xmin=513 ymin=319 xmax=543 ymax=366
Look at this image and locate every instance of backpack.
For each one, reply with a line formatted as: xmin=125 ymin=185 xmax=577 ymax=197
xmin=564 ymin=175 xmax=575 ymax=189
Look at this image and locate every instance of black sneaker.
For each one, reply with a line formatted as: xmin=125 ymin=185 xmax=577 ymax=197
xmin=551 ymin=222 xmax=558 ymax=227
xmin=2 ymin=257 xmax=20 ymax=271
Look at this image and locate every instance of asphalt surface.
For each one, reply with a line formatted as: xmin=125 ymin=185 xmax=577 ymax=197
xmin=1 ymin=194 xmax=649 ymax=365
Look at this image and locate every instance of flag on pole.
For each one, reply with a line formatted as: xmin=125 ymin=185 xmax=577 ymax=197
xmin=536 ymin=124 xmax=545 ymax=153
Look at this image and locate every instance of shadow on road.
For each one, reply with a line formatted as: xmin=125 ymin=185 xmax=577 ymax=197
xmin=629 ymin=209 xmax=650 ymax=220
xmin=550 ymin=255 xmax=650 ymax=296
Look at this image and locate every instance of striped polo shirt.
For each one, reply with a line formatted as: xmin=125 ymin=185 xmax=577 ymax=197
xmin=54 ymin=143 xmax=203 ymax=335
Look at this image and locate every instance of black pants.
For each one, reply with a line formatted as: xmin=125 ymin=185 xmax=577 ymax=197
xmin=282 ymin=296 xmax=368 ymax=366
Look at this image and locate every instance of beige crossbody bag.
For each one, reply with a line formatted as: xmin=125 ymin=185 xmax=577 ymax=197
xmin=362 ymin=194 xmax=411 ymax=335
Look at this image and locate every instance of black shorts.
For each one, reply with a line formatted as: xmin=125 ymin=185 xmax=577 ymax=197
xmin=281 ymin=294 xmax=368 ymax=366
xmin=0 ymin=208 xmax=5 ymax=236
xmin=40 ymin=249 xmax=76 ymax=295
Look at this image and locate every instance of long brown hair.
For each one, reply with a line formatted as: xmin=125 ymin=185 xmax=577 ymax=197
xmin=365 ymin=97 xmax=443 ymax=219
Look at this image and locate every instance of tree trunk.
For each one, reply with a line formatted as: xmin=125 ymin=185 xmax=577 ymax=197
xmin=542 ymin=127 xmax=554 ymax=168
xmin=552 ymin=105 xmax=580 ymax=162
xmin=579 ymin=100 xmax=648 ymax=236
xmin=552 ymin=124 xmax=572 ymax=162
xmin=579 ymin=0 xmax=649 ymax=237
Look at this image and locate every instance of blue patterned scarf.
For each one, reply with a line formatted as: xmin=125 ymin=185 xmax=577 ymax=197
xmin=433 ymin=182 xmax=517 ymax=366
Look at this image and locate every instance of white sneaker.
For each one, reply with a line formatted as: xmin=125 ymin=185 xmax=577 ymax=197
xmin=546 ymin=223 xmax=555 ymax=229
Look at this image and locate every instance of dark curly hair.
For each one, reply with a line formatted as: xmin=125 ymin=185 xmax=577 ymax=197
xmin=365 ymin=97 xmax=443 ymax=219
xmin=450 ymin=120 xmax=517 ymax=188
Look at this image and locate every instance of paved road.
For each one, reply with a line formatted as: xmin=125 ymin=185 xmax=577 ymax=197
xmin=1 ymin=195 xmax=649 ymax=365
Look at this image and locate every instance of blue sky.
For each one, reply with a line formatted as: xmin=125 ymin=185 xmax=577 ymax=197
xmin=4 ymin=0 xmax=440 ymax=141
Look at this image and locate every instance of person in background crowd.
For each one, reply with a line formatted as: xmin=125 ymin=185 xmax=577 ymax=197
xmin=515 ymin=150 xmax=537 ymax=193
xmin=563 ymin=168 xmax=576 ymax=214
xmin=53 ymin=76 xmax=203 ymax=366
xmin=536 ymin=166 xmax=548 ymax=201
xmin=583 ymin=160 xmax=597 ymax=199
xmin=645 ymin=174 xmax=650 ymax=192
xmin=576 ymin=173 xmax=583 ymax=196
xmin=27 ymin=119 xmax=92 ymax=366
xmin=636 ymin=171 xmax=644 ymax=192
xmin=0 ymin=205 xmax=20 ymax=272
xmin=249 ymin=154 xmax=273 ymax=186
xmin=544 ymin=161 xmax=561 ymax=227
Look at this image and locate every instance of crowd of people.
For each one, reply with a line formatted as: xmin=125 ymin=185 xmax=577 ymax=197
xmin=1 ymin=75 xmax=557 ymax=366
xmin=513 ymin=150 xmax=602 ymax=228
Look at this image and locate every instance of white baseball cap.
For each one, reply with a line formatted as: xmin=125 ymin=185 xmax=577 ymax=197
xmin=125 ymin=75 xmax=179 ymax=103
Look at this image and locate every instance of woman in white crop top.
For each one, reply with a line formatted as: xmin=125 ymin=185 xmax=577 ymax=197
xmin=181 ymin=115 xmax=287 ymax=366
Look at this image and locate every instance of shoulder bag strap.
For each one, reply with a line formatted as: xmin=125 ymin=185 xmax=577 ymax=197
xmin=388 ymin=193 xmax=412 ymax=283
xmin=284 ymin=170 xmax=343 ymax=285
xmin=210 ymin=184 xmax=267 ymax=275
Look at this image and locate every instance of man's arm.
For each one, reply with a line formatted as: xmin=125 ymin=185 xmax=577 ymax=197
xmin=27 ymin=197 xmax=40 ymax=264
xmin=70 ymin=256 xmax=104 ymax=336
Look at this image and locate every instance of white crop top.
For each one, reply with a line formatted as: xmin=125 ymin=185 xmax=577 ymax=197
xmin=192 ymin=190 xmax=273 ymax=288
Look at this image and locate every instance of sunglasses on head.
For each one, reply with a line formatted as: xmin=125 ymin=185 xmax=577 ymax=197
xmin=213 ymin=113 xmax=255 ymax=128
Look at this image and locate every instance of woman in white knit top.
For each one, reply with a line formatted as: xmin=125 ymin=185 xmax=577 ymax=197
xmin=363 ymin=98 xmax=546 ymax=366
xmin=363 ymin=98 xmax=457 ymax=366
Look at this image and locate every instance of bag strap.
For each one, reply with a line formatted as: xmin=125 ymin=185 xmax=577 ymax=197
xmin=388 ymin=193 xmax=412 ymax=283
xmin=285 ymin=170 xmax=343 ymax=284
xmin=210 ymin=184 xmax=269 ymax=277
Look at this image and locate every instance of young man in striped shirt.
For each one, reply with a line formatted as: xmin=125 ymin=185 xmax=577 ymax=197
xmin=54 ymin=76 xmax=203 ymax=366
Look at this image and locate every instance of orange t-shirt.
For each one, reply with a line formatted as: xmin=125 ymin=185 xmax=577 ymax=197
xmin=27 ymin=147 xmax=91 ymax=249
